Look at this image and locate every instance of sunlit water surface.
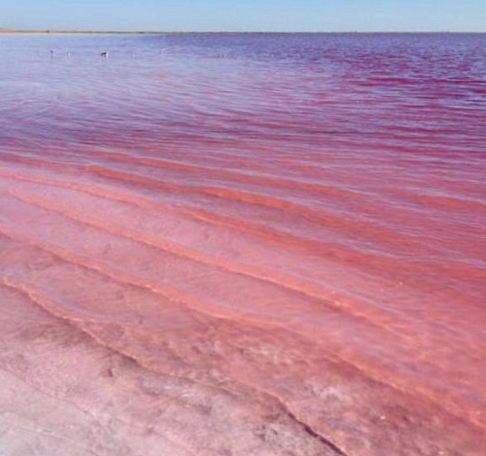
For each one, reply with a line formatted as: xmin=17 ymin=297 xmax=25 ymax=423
xmin=1 ymin=33 xmax=486 ymax=456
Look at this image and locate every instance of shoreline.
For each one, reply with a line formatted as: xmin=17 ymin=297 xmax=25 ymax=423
xmin=0 ymin=29 xmax=156 ymax=34
xmin=1 ymin=29 xmax=485 ymax=35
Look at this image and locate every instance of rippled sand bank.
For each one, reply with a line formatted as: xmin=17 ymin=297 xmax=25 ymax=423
xmin=0 ymin=158 xmax=484 ymax=456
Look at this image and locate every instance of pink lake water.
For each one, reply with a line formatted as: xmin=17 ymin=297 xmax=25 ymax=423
xmin=0 ymin=33 xmax=486 ymax=456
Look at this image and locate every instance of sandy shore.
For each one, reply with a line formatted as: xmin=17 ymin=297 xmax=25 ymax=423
xmin=0 ymin=282 xmax=342 ymax=456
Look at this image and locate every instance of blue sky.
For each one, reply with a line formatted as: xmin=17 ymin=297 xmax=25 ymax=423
xmin=1 ymin=0 xmax=485 ymax=32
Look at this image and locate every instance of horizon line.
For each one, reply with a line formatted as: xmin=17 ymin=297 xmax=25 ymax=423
xmin=1 ymin=28 xmax=486 ymax=35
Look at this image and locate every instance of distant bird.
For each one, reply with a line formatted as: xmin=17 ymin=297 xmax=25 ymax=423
xmin=100 ymin=51 xmax=109 ymax=58
xmin=50 ymin=49 xmax=55 ymax=57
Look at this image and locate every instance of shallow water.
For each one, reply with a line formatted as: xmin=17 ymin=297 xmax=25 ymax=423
xmin=1 ymin=33 xmax=486 ymax=455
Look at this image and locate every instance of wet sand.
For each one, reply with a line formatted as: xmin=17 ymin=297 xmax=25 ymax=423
xmin=1 ymin=283 xmax=343 ymax=456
